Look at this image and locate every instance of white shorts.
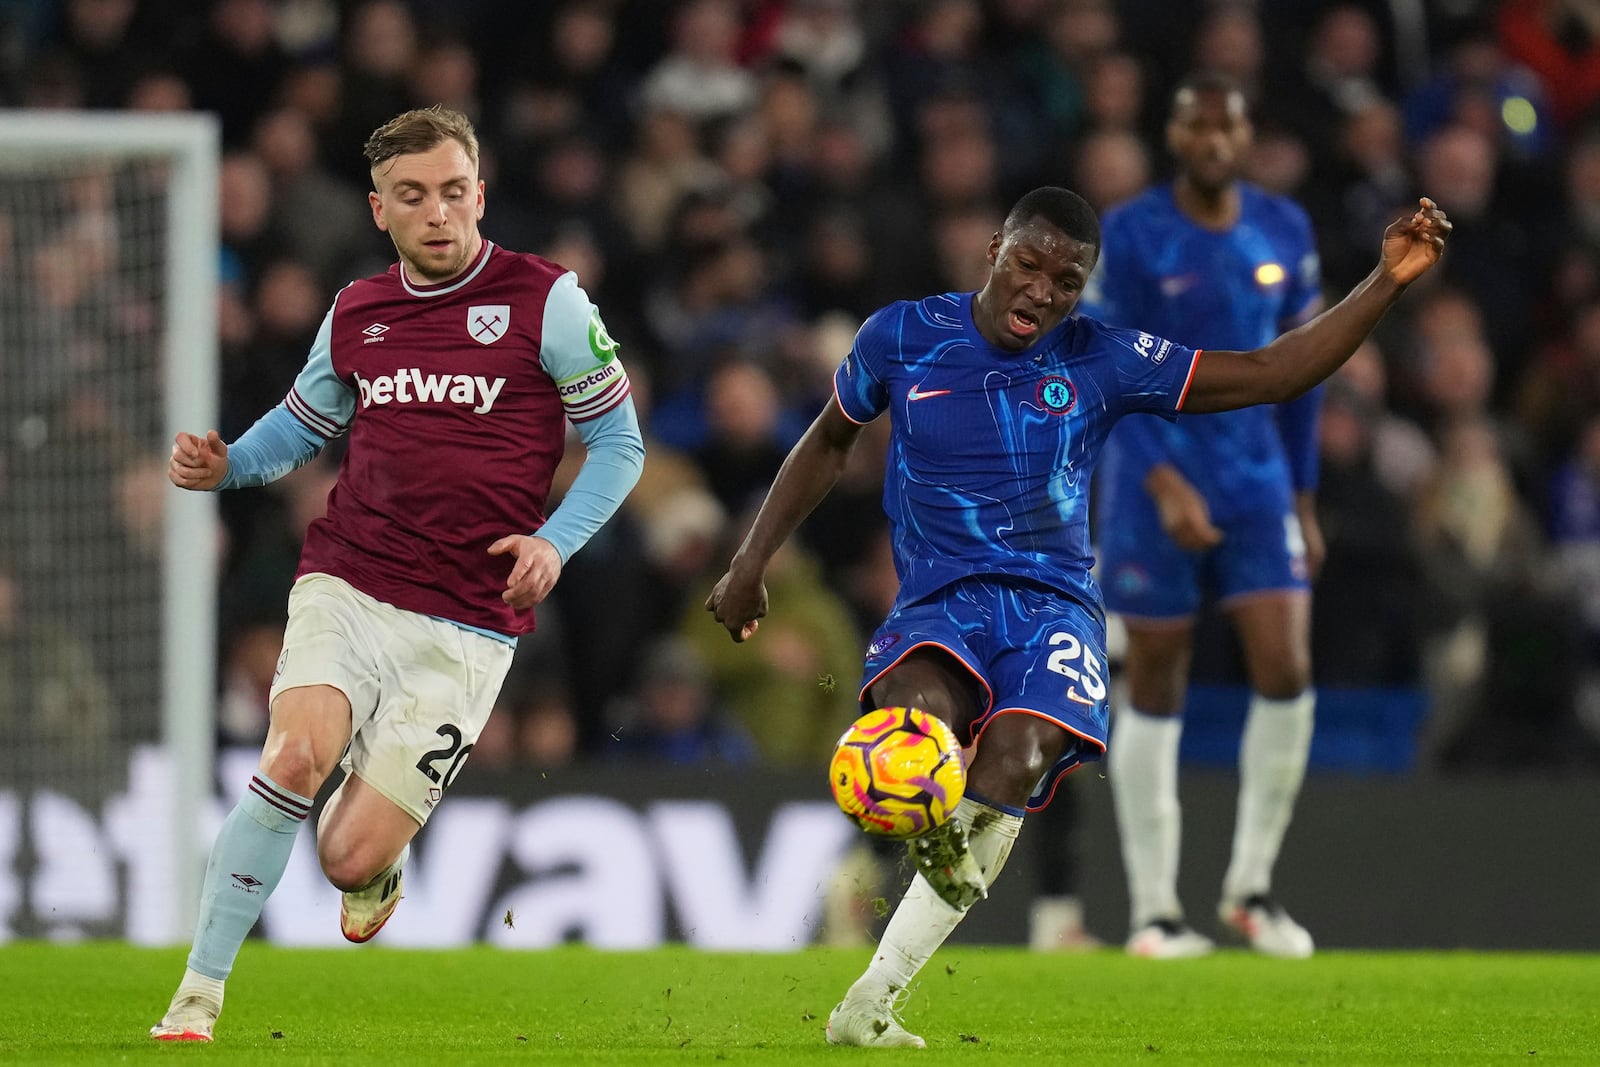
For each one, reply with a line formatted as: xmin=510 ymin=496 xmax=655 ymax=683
xmin=270 ymin=573 xmax=516 ymax=825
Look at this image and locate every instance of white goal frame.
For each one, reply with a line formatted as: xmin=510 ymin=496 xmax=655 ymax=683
xmin=0 ymin=111 xmax=219 ymax=941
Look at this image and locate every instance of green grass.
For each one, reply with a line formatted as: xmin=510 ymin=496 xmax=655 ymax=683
xmin=1 ymin=942 xmax=1597 ymax=1065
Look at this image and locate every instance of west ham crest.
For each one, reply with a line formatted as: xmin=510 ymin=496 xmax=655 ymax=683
xmin=468 ymin=304 xmax=511 ymax=345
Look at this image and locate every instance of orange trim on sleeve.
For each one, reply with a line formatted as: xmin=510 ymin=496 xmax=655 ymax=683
xmin=831 ymin=385 xmax=871 ymax=426
xmin=1174 ymin=349 xmax=1203 ymax=411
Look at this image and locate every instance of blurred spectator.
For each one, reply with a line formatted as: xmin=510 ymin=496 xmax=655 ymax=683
xmin=928 ymin=202 xmax=1003 ymax=293
xmin=1243 ymin=122 xmax=1314 ymax=198
xmin=1081 ymin=49 xmax=1152 ymax=139
xmin=613 ymin=106 xmax=724 ymax=255
xmin=216 ymin=621 xmax=283 ymax=746
xmin=178 ymin=0 xmax=288 ymax=147
xmin=40 ymin=0 xmax=158 ymax=109
xmin=607 ymin=635 xmax=758 ymax=765
xmin=1497 ymin=0 xmax=1600 ymax=132
xmin=638 ymin=0 xmax=757 ymax=131
xmin=694 ymin=359 xmax=791 ymax=515
xmin=1516 ymin=298 xmax=1600 ymax=471
xmin=1413 ymin=417 xmax=1588 ymax=769
xmin=250 ymin=107 xmax=379 ymax=286
xmin=331 ymin=0 xmax=418 ymax=184
xmin=217 ymin=151 xmax=279 ymax=289
xmin=1271 ymin=3 xmax=1389 ymax=173
xmin=1011 ymin=0 xmax=1121 ymax=146
xmin=125 ymin=68 xmax=193 ymax=112
xmin=1404 ymin=24 xmax=1555 ymax=160
xmin=1304 ymin=97 xmax=1414 ymax=290
xmin=752 ymin=0 xmax=892 ymax=156
xmin=0 ymin=554 xmax=116 ymax=796
xmin=1413 ymin=121 xmax=1548 ymax=389
xmin=406 ymin=35 xmax=481 ymax=120
xmin=478 ymin=681 xmax=581 ymax=771
xmin=1190 ymin=3 xmax=1266 ymax=105
xmin=1312 ymin=364 xmax=1427 ymax=685
xmin=685 ymin=526 xmax=860 ymax=769
xmin=1070 ymin=127 xmax=1151 ymax=212
xmin=1548 ymin=415 xmax=1600 ymax=742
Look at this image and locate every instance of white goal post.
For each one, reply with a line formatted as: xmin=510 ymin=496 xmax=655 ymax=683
xmin=0 ymin=112 xmax=218 ymax=942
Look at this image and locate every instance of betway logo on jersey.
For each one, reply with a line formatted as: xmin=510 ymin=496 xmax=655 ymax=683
xmin=354 ymin=369 xmax=507 ymax=414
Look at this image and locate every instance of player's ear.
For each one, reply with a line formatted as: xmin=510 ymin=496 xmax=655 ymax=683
xmin=369 ymin=190 xmax=388 ymax=232
xmin=476 ymin=179 xmax=485 ymax=220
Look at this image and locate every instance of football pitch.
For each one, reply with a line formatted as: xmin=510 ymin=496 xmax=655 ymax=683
xmin=3 ymin=942 xmax=1597 ymax=1065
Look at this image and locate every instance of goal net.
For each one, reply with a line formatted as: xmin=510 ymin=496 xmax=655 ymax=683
xmin=0 ymin=113 xmax=218 ymax=943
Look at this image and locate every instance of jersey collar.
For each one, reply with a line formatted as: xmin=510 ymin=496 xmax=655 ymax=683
xmin=399 ymin=239 xmax=494 ymax=299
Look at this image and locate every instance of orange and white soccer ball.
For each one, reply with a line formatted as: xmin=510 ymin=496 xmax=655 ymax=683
xmin=828 ymin=707 xmax=966 ymax=838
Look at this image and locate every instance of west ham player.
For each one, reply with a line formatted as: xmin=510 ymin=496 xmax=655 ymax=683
xmin=151 ymin=106 xmax=644 ymax=1042
xmin=1084 ymin=74 xmax=1325 ymax=960
xmin=707 ymin=186 xmax=1448 ymax=1047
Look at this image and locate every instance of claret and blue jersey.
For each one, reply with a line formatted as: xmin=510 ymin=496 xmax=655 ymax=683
xmin=832 ymin=291 xmax=1200 ymax=619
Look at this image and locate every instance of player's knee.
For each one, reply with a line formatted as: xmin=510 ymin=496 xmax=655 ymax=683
xmin=1253 ymin=655 xmax=1311 ymax=700
xmin=258 ymin=736 xmax=326 ymax=798
xmin=972 ymin=752 xmax=1045 ymax=808
xmin=970 ymin=741 xmax=1053 ymax=808
xmin=318 ymin=838 xmax=383 ymax=892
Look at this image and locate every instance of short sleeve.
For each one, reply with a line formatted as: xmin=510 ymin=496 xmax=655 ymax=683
xmin=832 ymin=304 xmax=899 ymax=424
xmin=1281 ymin=203 xmax=1323 ymax=329
xmin=1098 ymin=321 xmax=1201 ymax=418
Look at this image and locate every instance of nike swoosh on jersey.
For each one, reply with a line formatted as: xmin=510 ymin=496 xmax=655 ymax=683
xmin=1067 ymin=687 xmax=1095 ymax=706
xmin=907 ymin=386 xmax=952 ymax=401
xmin=1159 ymin=274 xmax=1199 ymax=297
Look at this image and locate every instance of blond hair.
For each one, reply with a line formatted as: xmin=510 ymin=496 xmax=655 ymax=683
xmin=363 ymin=105 xmax=480 ymax=176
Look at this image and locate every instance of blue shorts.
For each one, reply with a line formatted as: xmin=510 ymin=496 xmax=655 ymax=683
xmin=859 ymin=579 xmax=1108 ymax=812
xmin=1100 ymin=501 xmax=1309 ymax=622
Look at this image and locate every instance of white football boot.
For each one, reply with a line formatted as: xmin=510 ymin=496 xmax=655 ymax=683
xmin=1219 ymin=894 xmax=1314 ymax=958
xmin=341 ymin=843 xmax=410 ymax=943
xmin=826 ymin=988 xmax=926 ymax=1049
xmin=1125 ymin=918 xmax=1215 ymax=959
xmin=149 ymin=993 xmax=220 ymax=1042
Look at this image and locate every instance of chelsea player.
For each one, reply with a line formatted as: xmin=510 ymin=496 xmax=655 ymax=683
xmin=707 ymin=184 xmax=1449 ymax=1047
xmin=1084 ymin=73 xmax=1325 ymax=960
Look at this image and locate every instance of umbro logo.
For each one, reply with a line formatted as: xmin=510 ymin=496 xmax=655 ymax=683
xmin=231 ymin=873 xmax=264 ymax=893
xmin=363 ymin=323 xmax=390 ymax=344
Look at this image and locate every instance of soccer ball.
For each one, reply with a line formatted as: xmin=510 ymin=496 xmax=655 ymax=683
xmin=829 ymin=707 xmax=966 ymax=838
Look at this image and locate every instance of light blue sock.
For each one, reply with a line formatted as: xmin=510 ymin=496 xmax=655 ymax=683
xmin=186 ymin=774 xmax=311 ymax=980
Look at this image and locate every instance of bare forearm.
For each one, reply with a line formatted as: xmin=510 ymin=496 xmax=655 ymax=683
xmin=730 ymin=419 xmax=853 ymax=575
xmin=1271 ymin=266 xmax=1405 ymax=399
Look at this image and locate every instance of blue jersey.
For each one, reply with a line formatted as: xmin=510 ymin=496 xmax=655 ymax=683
xmin=833 ymin=292 xmax=1199 ymax=617
xmin=1082 ymin=184 xmax=1322 ymax=521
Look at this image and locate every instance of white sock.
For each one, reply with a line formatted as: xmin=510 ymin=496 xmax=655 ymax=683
xmin=853 ymin=797 xmax=1021 ymax=1000
xmin=959 ymin=795 xmax=1022 ymax=886
xmin=1108 ymin=707 xmax=1184 ymax=928
xmin=1223 ymin=690 xmax=1315 ymax=903
xmin=174 ymin=967 xmax=225 ymax=1010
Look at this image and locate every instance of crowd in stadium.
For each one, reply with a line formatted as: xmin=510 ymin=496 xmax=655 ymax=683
xmin=4 ymin=0 xmax=1600 ymax=775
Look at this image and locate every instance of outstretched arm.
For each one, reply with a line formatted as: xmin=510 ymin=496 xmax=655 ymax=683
xmin=168 ymin=430 xmax=231 ymax=490
xmin=705 ymin=399 xmax=866 ymax=641
xmin=168 ymin=405 xmax=326 ymax=491
xmin=1182 ymin=198 xmax=1451 ymax=414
